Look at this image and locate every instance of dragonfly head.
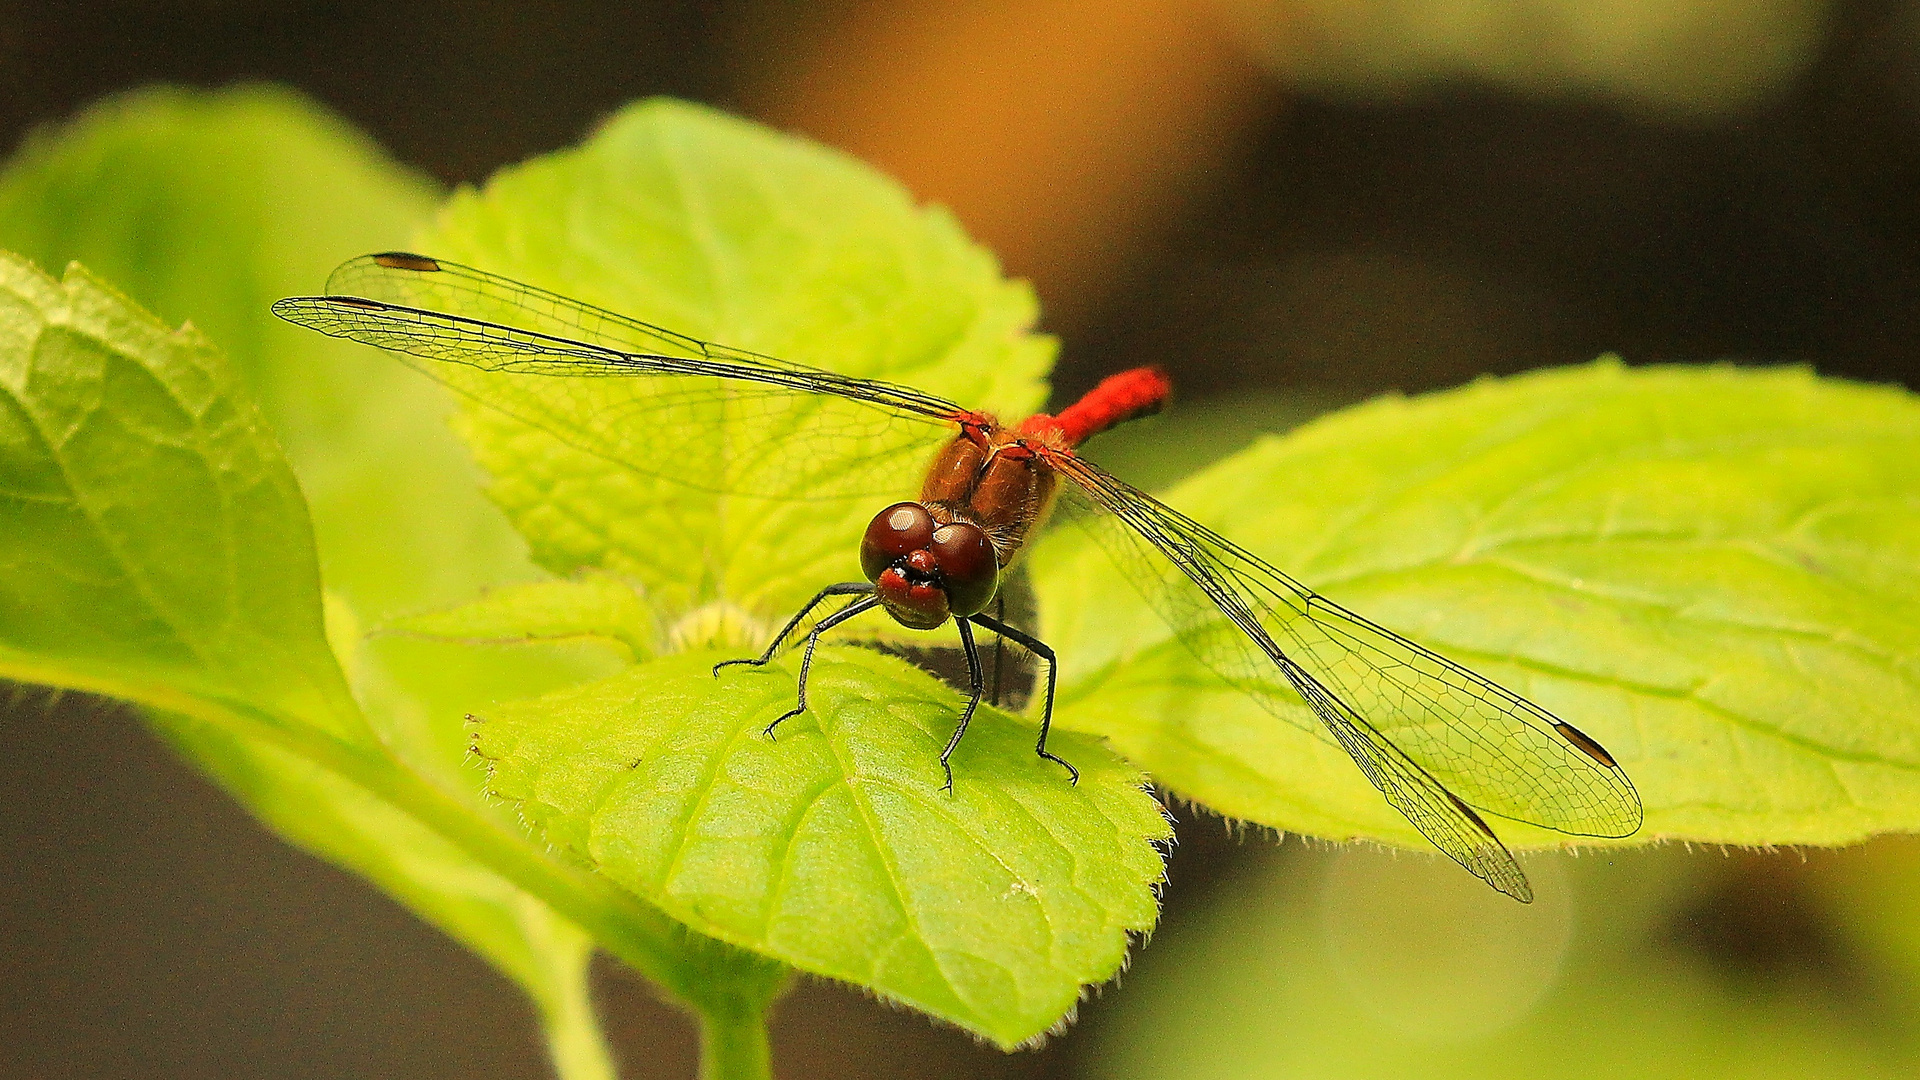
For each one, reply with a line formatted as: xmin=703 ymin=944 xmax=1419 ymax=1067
xmin=860 ymin=502 xmax=999 ymax=629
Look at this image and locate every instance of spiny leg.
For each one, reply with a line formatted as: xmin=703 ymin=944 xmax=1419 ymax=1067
xmin=713 ymin=582 xmax=874 ymax=676
xmin=989 ymin=593 xmax=1006 ymax=708
xmin=939 ymin=617 xmax=989 ymax=791
xmin=972 ymin=610 xmax=1075 ymax=784
xmin=762 ymin=594 xmax=881 ymax=740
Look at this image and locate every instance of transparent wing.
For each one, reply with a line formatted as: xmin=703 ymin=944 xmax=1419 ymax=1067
xmin=1045 ymin=451 xmax=1643 ymax=902
xmin=270 ymin=253 xmax=967 ymax=501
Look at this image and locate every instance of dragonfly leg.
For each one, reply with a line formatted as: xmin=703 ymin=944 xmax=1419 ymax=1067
xmin=988 ymin=594 xmax=1006 ymax=708
xmin=714 ymin=582 xmax=874 ymax=676
xmin=972 ymin=611 xmax=1076 ymax=785
xmin=940 ymin=618 xmax=989 ymax=791
xmin=763 ymin=594 xmax=881 ymax=740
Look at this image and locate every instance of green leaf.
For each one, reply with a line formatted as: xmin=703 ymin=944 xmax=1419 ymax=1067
xmin=397 ymin=99 xmax=1176 ymax=1044
xmin=379 ymin=572 xmax=658 ymax=660
xmin=474 ymin=647 xmax=1172 ymax=1049
xmin=0 ymin=251 xmax=787 ymax=1075
xmin=0 ymin=84 xmax=528 ymax=623
xmin=0 ymin=89 xmax=651 ymax=1075
xmin=0 ymin=255 xmax=362 ymax=739
xmin=416 ymin=98 xmax=1054 ymax=629
xmin=0 ymin=86 xmax=431 ymax=388
xmin=1036 ymin=360 xmax=1920 ymax=850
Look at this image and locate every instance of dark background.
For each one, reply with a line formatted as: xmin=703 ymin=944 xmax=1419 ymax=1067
xmin=2 ymin=1 xmax=1917 ymax=1077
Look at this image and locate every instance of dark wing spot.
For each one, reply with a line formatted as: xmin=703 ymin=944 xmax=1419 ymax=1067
xmin=1445 ymin=789 xmax=1500 ymax=840
xmin=372 ymin=252 xmax=442 ymax=272
xmin=1554 ymin=721 xmax=1619 ymax=768
xmin=327 ymin=296 xmax=386 ymax=310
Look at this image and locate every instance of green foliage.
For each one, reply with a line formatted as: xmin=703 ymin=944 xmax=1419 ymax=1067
xmin=6 ymin=84 xmax=1920 ymax=1078
xmin=388 ymin=99 xmax=1167 ymax=1046
xmin=0 ymin=88 xmax=629 ymax=1068
xmin=144 ymin=714 xmax=612 ymax=1071
xmin=0 ymin=256 xmax=357 ymax=734
xmin=0 ymin=250 xmax=787 ymax=1077
xmin=0 ymin=91 xmax=1164 ymax=1057
xmin=0 ymin=84 xmax=523 ymax=620
xmin=416 ymin=99 xmax=1054 ymax=625
xmin=1084 ymin=843 xmax=1919 ymax=1080
xmin=478 ymin=648 xmax=1167 ymax=1045
xmin=0 ymin=89 xmax=765 ymax=1079
xmin=1036 ymin=361 xmax=1920 ymax=853
xmin=380 ymin=572 xmax=660 ymax=660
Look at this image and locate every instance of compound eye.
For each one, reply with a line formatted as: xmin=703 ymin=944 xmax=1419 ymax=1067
xmin=860 ymin=502 xmax=936 ymax=581
xmin=929 ymin=521 xmax=998 ymax=617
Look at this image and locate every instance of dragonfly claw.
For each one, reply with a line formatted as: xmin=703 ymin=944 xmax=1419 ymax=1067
xmin=712 ymin=656 xmax=768 ymax=677
xmin=763 ymin=706 xmax=804 ymax=740
xmin=1040 ymin=750 xmax=1079 ymax=785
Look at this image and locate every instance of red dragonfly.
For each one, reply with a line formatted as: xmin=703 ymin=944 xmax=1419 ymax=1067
xmin=274 ymin=252 xmax=1642 ymax=902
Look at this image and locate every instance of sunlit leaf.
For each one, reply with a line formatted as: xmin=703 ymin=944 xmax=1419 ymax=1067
xmin=0 ymin=91 xmax=641 ymax=1069
xmin=1037 ymin=360 xmax=1920 ymax=850
xmin=379 ymin=572 xmax=658 ymax=660
xmin=0 ymin=255 xmax=360 ymax=738
xmin=0 ymin=251 xmax=774 ymax=1072
xmin=416 ymin=98 xmax=1054 ymax=625
xmin=0 ymin=83 xmax=523 ymax=622
xmin=476 ymin=647 xmax=1171 ymax=1048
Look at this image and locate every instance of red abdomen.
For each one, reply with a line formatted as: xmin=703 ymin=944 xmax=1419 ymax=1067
xmin=1042 ymin=367 xmax=1172 ymax=447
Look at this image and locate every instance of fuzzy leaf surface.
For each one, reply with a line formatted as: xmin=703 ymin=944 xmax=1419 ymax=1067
xmin=476 ymin=647 xmax=1171 ymax=1048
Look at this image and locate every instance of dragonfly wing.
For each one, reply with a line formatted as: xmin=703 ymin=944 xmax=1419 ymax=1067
xmin=278 ymin=253 xmax=967 ymax=418
xmin=1289 ymin=666 xmax=1537 ymax=901
xmin=270 ymin=290 xmax=630 ymax=375
xmin=271 ymin=255 xmax=968 ymax=502
xmin=321 ymin=252 xmax=742 ymax=359
xmin=1045 ymin=452 xmax=1642 ymax=898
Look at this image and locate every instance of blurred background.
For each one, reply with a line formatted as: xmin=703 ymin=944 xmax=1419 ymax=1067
xmin=3 ymin=1 xmax=1919 ymax=1077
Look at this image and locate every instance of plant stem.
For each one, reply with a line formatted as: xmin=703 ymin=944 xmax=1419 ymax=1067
xmin=30 ymin=667 xmax=750 ymax=1003
xmin=8 ymin=664 xmax=796 ymax=1071
xmin=540 ymin=959 xmax=620 ymax=1080
xmin=699 ymin=998 xmax=772 ymax=1080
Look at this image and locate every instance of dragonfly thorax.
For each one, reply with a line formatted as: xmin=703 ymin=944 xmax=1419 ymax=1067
xmin=860 ymin=502 xmax=998 ymax=628
xmin=859 ymin=425 xmax=1064 ymax=629
xmin=919 ymin=425 xmax=1062 ymax=567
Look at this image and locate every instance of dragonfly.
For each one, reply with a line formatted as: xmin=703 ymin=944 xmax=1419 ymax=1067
xmin=274 ymin=252 xmax=1643 ymax=902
